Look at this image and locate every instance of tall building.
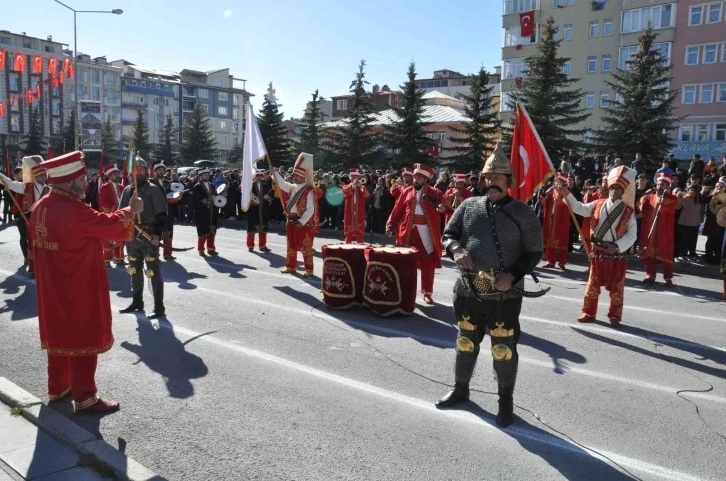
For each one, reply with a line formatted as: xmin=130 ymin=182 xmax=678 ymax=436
xmin=415 ymin=68 xmax=502 ymax=101
xmin=0 ymin=30 xmax=72 ymax=162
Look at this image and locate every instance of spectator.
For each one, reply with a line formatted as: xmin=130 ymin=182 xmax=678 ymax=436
xmin=631 ymin=153 xmax=646 ymax=175
xmin=688 ymin=154 xmax=705 ymax=181
xmin=703 ymin=181 xmax=725 ymax=264
xmin=675 ymin=184 xmax=706 ymax=259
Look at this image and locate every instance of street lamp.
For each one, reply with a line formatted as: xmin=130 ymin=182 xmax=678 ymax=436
xmin=53 ymin=0 xmax=123 ymax=151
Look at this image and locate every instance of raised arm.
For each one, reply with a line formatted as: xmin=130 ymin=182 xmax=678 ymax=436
xmin=273 ymin=170 xmax=293 ymax=194
xmin=0 ymin=172 xmax=25 ymax=194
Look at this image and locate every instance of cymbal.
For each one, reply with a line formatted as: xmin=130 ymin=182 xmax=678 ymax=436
xmin=717 ymin=208 xmax=726 ymax=227
xmin=710 ymin=192 xmax=726 ymax=214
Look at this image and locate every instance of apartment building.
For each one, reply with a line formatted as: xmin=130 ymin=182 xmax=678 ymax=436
xmin=415 ymin=68 xmax=502 ymax=102
xmin=179 ymin=68 xmax=253 ymax=161
xmin=671 ymin=0 xmax=726 ymax=160
xmin=330 ymin=85 xmax=399 ymax=120
xmin=501 ymin=0 xmax=678 ymax=152
xmin=0 ymin=30 xmax=72 ymax=160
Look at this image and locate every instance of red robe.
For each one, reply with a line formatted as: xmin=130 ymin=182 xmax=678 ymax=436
xmin=540 ymin=188 xmax=571 ymax=251
xmin=275 ymin=178 xmax=319 ymax=272
xmin=638 ymin=191 xmax=678 ymax=263
xmin=98 ymin=181 xmax=126 ymax=261
xmin=443 ymin=187 xmax=472 ymax=224
xmin=581 ymin=189 xmax=603 ymax=249
xmin=31 ymin=187 xmax=135 ymax=356
xmin=343 ymin=183 xmax=369 ymax=241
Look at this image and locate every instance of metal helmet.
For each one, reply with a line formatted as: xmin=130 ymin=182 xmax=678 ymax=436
xmin=135 ymin=157 xmax=148 ymax=170
xmin=481 ymin=142 xmax=512 ymax=176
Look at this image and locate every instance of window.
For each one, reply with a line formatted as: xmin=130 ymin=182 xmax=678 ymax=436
xmin=220 ymin=120 xmax=227 ymax=129
xmin=680 ymin=125 xmax=693 ymax=142
xmin=723 ymin=43 xmax=726 ymax=62
xmin=91 ymin=87 xmax=100 ymax=101
xmin=622 ymin=4 xmax=674 ymax=33
xmin=105 ymin=74 xmax=117 ymax=86
xmin=701 ymin=84 xmax=714 ymax=103
xmin=233 ymin=108 xmax=240 ymax=119
xmin=587 ymin=56 xmax=597 ymax=73
xmin=563 ymin=25 xmax=572 ymax=41
xmin=141 ymin=81 xmax=147 ymax=88
xmin=716 ymin=124 xmax=726 ymax=141
xmin=233 ymin=122 xmax=240 ymax=133
xmin=52 ymin=99 xmax=61 ymax=116
xmin=173 ymin=102 xmax=179 ymax=114
xmin=163 ymin=84 xmax=169 ymax=91
xmin=562 ymin=61 xmax=571 ymax=75
xmin=690 ymin=6 xmax=703 ymax=25
xmin=589 ymin=21 xmax=599 ymax=37
xmin=52 ymin=86 xmax=60 ymax=96
xmin=683 ymin=85 xmax=696 ymax=104
xmin=697 ymin=124 xmax=710 ymax=141
xmin=10 ymin=114 xmax=21 ymax=132
xmin=337 ymin=99 xmax=348 ymax=110
xmin=583 ymin=130 xmax=594 ymax=144
xmin=619 ymin=42 xmax=671 ymax=69
xmin=233 ymin=95 xmax=240 ymax=106
xmin=106 ymin=90 xmax=117 ymax=103
xmin=173 ymin=85 xmax=179 ymax=96
xmin=201 ymin=104 xmax=209 ymax=113
xmin=213 ymin=79 xmax=223 ymax=87
xmin=0 ymin=37 xmax=11 ymax=45
xmin=503 ymin=57 xmax=527 ymax=78
xmin=719 ymin=84 xmax=726 ymax=102
xmin=703 ymin=44 xmax=718 ymax=64
xmin=586 ymin=93 xmax=595 ymax=108
xmin=218 ymin=106 xmax=228 ymax=115
xmin=131 ymin=79 xmax=137 ymax=86
xmin=500 ymin=91 xmax=514 ymax=112
xmin=707 ymin=3 xmax=722 ymax=23
xmin=198 ymin=89 xmax=209 ymax=99
xmin=91 ymin=70 xmax=101 ymax=84
xmin=602 ymin=55 xmax=611 ymax=72
xmin=503 ymin=25 xmax=537 ymax=46
xmin=600 ymin=92 xmax=609 ymax=108
xmin=552 ymin=27 xmax=560 ymax=42
xmin=552 ymin=0 xmax=573 ymax=6
xmin=603 ymin=19 xmax=613 ymax=36
xmin=686 ymin=46 xmax=700 ymax=65
xmin=9 ymin=73 xmax=20 ymax=91
xmin=219 ymin=92 xmax=228 ymax=101
xmin=503 ymin=0 xmax=538 ymax=15
xmin=218 ymin=135 xmax=227 ymax=144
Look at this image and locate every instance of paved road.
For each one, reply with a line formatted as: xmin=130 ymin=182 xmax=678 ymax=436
xmin=1 ymin=220 xmax=725 ymax=481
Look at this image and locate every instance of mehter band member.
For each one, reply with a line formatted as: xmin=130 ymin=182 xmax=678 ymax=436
xmin=193 ymin=168 xmax=220 ymax=256
xmin=247 ymin=170 xmax=272 ymax=252
xmin=119 ymin=158 xmax=168 ymax=318
xmin=540 ymin=172 xmax=571 ymax=270
xmin=343 ymin=168 xmax=369 ymax=243
xmin=559 ymin=166 xmax=637 ymax=327
xmin=436 ymin=144 xmax=543 ymax=428
xmin=274 ymin=153 xmax=319 ymax=277
xmin=638 ymin=172 xmax=678 ymax=287
xmin=150 ymin=161 xmax=177 ymax=260
xmin=98 ymin=163 xmax=126 ymax=267
xmin=32 ymin=151 xmax=142 ymax=413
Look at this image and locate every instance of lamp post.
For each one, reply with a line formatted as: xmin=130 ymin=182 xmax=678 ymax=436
xmin=53 ymin=0 xmax=123 ymax=151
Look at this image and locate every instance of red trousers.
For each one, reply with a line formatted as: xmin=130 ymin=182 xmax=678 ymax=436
xmin=286 ymin=222 xmax=315 ymax=272
xmin=643 ymin=257 xmax=673 ymax=281
xmin=582 ymin=257 xmax=627 ymax=320
xmin=545 ymin=248 xmax=567 ymax=265
xmin=47 ymin=354 xmax=98 ymax=407
xmin=197 ymin=235 xmax=217 ymax=253
xmin=247 ymin=232 xmax=268 ymax=249
xmin=104 ymin=244 xmax=125 ymax=262
xmin=344 ymin=232 xmax=364 ymax=244
xmin=410 ymin=227 xmax=440 ymax=295
xmin=163 ymin=240 xmax=173 ymax=258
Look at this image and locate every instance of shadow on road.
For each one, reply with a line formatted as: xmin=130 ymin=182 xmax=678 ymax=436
xmin=201 ymin=256 xmax=255 ymax=280
xmin=519 ymin=333 xmax=587 ymax=374
xmin=0 ymin=267 xmax=37 ymax=321
xmin=162 ymin=260 xmax=208 ymax=290
xmin=120 ymin=317 xmax=210 ymax=399
xmin=249 ymin=250 xmax=287 ymax=269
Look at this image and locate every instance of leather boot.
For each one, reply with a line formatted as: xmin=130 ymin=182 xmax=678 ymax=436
xmin=496 ymin=383 xmax=515 ymax=428
xmin=120 ymin=292 xmax=144 ymax=313
xmin=435 ymin=382 xmax=469 ymax=409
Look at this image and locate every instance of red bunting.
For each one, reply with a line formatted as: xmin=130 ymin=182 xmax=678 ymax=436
xmin=48 ymin=57 xmax=57 ymax=75
xmin=32 ymin=55 xmax=43 ymax=73
xmin=0 ymin=49 xmax=5 ymax=70
xmin=52 ymin=75 xmax=59 ymax=88
xmin=63 ymin=58 xmax=74 ymax=79
xmin=27 ymin=89 xmax=34 ymax=104
xmin=35 ymin=83 xmax=42 ymax=99
xmin=0 ymin=104 xmax=4 ymax=117
xmin=13 ymin=52 xmax=25 ymax=72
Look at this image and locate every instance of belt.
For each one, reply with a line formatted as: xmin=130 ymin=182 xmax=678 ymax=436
xmin=413 ymin=214 xmax=427 ymax=225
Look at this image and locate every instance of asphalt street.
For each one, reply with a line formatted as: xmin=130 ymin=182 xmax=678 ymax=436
xmin=1 ymin=220 xmax=725 ymax=481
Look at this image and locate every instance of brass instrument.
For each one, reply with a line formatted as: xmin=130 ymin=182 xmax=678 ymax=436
xmin=314 ymin=181 xmax=320 ymax=189
xmin=353 ymin=177 xmax=367 ymax=186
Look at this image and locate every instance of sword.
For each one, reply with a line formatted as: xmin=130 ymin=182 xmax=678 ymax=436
xmin=134 ymin=225 xmax=194 ymax=252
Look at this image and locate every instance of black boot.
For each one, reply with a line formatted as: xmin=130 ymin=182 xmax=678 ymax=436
xmin=120 ymin=292 xmax=144 ymax=314
xmin=435 ymin=383 xmax=469 ymax=409
xmin=496 ymin=383 xmax=515 ymax=428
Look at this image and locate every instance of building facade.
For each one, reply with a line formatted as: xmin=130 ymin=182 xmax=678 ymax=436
xmin=415 ymin=68 xmax=502 ymax=102
xmin=330 ymin=85 xmax=399 ymax=120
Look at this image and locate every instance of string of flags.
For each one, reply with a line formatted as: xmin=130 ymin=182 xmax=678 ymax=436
xmin=0 ymin=48 xmax=75 ymax=117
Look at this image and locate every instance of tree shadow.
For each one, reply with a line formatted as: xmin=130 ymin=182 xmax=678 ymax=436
xmin=519 ymin=333 xmax=587 ymax=374
xmin=572 ymin=327 xmax=726 ymax=379
xmin=120 ymin=317 xmax=210 ymax=399
xmin=162 ymin=260 xmax=207 ymax=290
xmin=201 ymin=256 xmax=254 ymax=280
xmin=0 ymin=267 xmax=37 ymax=321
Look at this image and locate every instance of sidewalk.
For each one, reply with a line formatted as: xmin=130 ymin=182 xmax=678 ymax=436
xmin=0 ymin=378 xmax=163 ymax=481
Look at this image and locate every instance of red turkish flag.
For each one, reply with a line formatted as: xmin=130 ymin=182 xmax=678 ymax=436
xmin=63 ymin=58 xmax=74 ymax=79
xmin=27 ymin=89 xmax=35 ymax=104
xmin=48 ymin=57 xmax=57 ymax=75
xmin=47 ymin=147 xmax=54 ymax=160
xmin=519 ymin=10 xmax=535 ymax=37
xmin=32 ymin=55 xmax=43 ymax=73
xmin=14 ymin=52 xmax=25 ymax=72
xmin=0 ymin=49 xmax=5 ymax=70
xmin=35 ymin=83 xmax=42 ymax=99
xmin=508 ymin=102 xmax=555 ymax=202
xmin=0 ymin=103 xmax=4 ymax=117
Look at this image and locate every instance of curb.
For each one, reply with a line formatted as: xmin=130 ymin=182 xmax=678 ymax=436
xmin=0 ymin=377 xmax=164 ymax=481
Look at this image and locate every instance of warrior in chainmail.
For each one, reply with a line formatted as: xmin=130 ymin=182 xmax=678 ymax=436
xmin=436 ymin=144 xmax=543 ymax=428
xmin=119 ymin=158 xmax=168 ymax=319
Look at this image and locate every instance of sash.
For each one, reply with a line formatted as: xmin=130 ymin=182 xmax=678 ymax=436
xmin=593 ymin=201 xmax=625 ymax=242
xmin=285 ymin=184 xmax=308 ymax=214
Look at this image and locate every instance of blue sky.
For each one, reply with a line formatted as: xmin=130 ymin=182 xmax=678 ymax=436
xmin=9 ymin=0 xmax=501 ymax=118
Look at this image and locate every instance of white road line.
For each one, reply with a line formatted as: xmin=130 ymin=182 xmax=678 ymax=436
xmin=2 ymin=269 xmax=724 ymax=407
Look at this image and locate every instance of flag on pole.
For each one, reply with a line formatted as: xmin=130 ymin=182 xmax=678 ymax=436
xmin=46 ymin=146 xmax=54 ymax=160
xmin=508 ymin=102 xmax=556 ymax=202
xmin=241 ymin=104 xmax=268 ymax=212
xmin=126 ymin=150 xmax=136 ymax=176
xmin=97 ymin=152 xmax=105 ymax=195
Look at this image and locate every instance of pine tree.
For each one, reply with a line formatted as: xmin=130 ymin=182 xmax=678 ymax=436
xmin=594 ymin=26 xmax=680 ymax=165
xmin=62 ymin=109 xmax=76 ymax=153
xmin=100 ymin=119 xmax=119 ymax=161
xmin=21 ymin=106 xmax=47 ymax=156
xmin=384 ymin=62 xmax=434 ymax=168
xmin=445 ymin=67 xmax=500 ymax=172
xmin=226 ymin=142 xmax=244 ymax=165
xmin=257 ymin=92 xmax=293 ymax=165
xmin=328 ymin=59 xmax=378 ymax=169
xmin=181 ymin=102 xmax=217 ymax=162
xmin=299 ymin=89 xmax=325 ymax=156
xmin=131 ymin=107 xmax=151 ymax=160
xmin=506 ymin=18 xmax=590 ymax=162
xmin=154 ymin=115 xmax=178 ymax=165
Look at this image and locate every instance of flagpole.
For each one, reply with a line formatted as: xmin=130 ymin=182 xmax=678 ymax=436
xmin=517 ymin=102 xmax=591 ymax=258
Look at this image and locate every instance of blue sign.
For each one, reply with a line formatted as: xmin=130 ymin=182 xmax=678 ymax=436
xmin=672 ymin=141 xmax=726 ymax=159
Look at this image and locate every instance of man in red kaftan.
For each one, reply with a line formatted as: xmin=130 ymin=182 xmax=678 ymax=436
xmin=540 ymin=172 xmax=571 ymax=270
xmin=638 ymin=172 xmax=678 ymax=286
xmin=342 ymin=168 xmax=370 ymax=243
xmin=97 ymin=163 xmax=126 ymax=267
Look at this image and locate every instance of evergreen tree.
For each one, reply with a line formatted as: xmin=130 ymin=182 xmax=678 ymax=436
xmin=226 ymin=142 xmax=244 ymax=165
xmin=21 ymin=106 xmax=47 ymax=156
xmin=257 ymin=90 xmax=293 ymax=165
xmin=131 ymin=107 xmax=151 ymax=160
xmin=506 ymin=17 xmax=589 ymax=162
xmin=181 ymin=102 xmax=217 ymax=162
xmin=299 ymin=89 xmax=325 ymax=156
xmin=384 ymin=62 xmax=434 ymax=168
xmin=445 ymin=67 xmax=500 ymax=172
xmin=328 ymin=59 xmax=378 ymax=169
xmin=154 ymin=115 xmax=178 ymax=165
xmin=594 ymin=26 xmax=680 ymax=165
xmin=62 ymin=109 xmax=76 ymax=153
xmin=100 ymin=119 xmax=119 ymax=161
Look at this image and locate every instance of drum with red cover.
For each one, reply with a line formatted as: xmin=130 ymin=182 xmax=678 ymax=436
xmin=363 ymin=246 xmax=418 ymax=316
xmin=321 ymin=243 xmax=370 ymax=309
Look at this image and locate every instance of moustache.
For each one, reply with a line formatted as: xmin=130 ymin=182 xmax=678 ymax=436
xmin=486 ymin=185 xmax=504 ymax=193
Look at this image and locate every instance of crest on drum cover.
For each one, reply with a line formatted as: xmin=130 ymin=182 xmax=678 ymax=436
xmin=367 ymin=277 xmax=390 ymax=296
xmin=324 ymin=277 xmax=348 ymax=292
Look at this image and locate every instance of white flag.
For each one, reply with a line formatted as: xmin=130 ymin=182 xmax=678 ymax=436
xmin=241 ymin=104 xmax=268 ymax=212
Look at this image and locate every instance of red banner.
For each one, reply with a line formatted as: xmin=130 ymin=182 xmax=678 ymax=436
xmin=13 ymin=52 xmax=25 ymax=72
xmin=520 ymin=10 xmax=535 ymax=37
xmin=508 ymin=102 xmax=555 ymax=202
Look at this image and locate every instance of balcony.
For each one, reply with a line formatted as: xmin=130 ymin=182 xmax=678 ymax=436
xmin=121 ymin=102 xmax=148 ymax=110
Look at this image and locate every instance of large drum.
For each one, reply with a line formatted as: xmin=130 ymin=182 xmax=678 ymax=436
xmin=321 ymin=243 xmax=370 ymax=309
xmin=363 ymin=246 xmax=418 ymax=316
